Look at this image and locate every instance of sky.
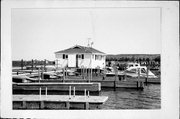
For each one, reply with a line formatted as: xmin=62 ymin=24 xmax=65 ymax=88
xmin=12 ymin=8 xmax=161 ymax=60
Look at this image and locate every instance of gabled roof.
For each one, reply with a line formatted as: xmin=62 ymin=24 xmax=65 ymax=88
xmin=55 ymin=45 xmax=105 ymax=54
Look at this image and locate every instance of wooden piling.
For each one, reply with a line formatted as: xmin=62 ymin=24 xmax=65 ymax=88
xmin=45 ymin=87 xmax=47 ymax=98
xmin=140 ymin=81 xmax=144 ymax=89
xmin=124 ymin=71 xmax=127 ymax=80
xmin=85 ymin=68 xmax=87 ymax=80
xmin=63 ymin=68 xmax=65 ymax=81
xmin=73 ymin=87 xmax=75 ymax=97
xmin=85 ymin=102 xmax=89 ymax=110
xmin=137 ymin=68 xmax=140 ymax=89
xmin=21 ymin=59 xmax=24 ymax=70
xmin=88 ymin=68 xmax=90 ymax=83
xmin=40 ymin=101 xmax=45 ymax=109
xmin=145 ymin=66 xmax=149 ymax=85
xmin=38 ymin=67 xmax=40 ymax=82
xmin=66 ymin=102 xmax=70 ymax=109
xmin=90 ymin=67 xmax=92 ymax=81
xmin=81 ymin=67 xmax=83 ymax=76
xmin=84 ymin=89 xmax=86 ymax=98
xmin=44 ymin=59 xmax=46 ymax=72
xmin=22 ymin=101 xmax=26 ymax=109
xmin=39 ymin=87 xmax=41 ymax=99
xmin=35 ymin=59 xmax=37 ymax=69
xmin=41 ymin=66 xmax=44 ymax=79
xmin=136 ymin=81 xmax=138 ymax=89
xmin=87 ymin=91 xmax=90 ymax=98
xmin=65 ymin=68 xmax=67 ymax=79
xmin=55 ymin=59 xmax=58 ymax=69
xmin=83 ymin=67 xmax=85 ymax=80
xmin=31 ymin=59 xmax=34 ymax=71
xmin=145 ymin=78 xmax=147 ymax=85
xmin=113 ymin=80 xmax=116 ymax=91
xmin=69 ymin=86 xmax=71 ymax=99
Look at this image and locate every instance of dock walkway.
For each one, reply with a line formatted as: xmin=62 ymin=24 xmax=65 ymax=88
xmin=13 ymin=82 xmax=101 ymax=91
xmin=13 ymin=95 xmax=108 ymax=110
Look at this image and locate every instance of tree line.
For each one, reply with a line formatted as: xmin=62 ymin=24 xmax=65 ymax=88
xmin=106 ymin=54 xmax=160 ymax=70
xmin=12 ymin=59 xmax=55 ymax=67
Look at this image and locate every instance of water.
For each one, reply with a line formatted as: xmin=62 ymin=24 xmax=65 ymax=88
xmin=100 ymin=84 xmax=161 ymax=109
xmin=13 ymin=84 xmax=161 ymax=110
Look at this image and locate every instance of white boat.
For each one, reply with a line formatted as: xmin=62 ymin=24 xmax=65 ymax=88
xmin=126 ymin=62 xmax=140 ymax=69
xmin=12 ymin=75 xmax=39 ymax=83
xmin=125 ymin=63 xmax=157 ymax=78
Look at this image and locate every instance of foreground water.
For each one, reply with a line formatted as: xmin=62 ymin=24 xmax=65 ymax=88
xmin=100 ymin=84 xmax=161 ymax=109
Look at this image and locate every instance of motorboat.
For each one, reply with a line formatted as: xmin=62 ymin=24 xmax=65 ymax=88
xmin=126 ymin=62 xmax=140 ymax=69
xmin=12 ymin=75 xmax=38 ymax=83
xmin=125 ymin=63 xmax=157 ymax=78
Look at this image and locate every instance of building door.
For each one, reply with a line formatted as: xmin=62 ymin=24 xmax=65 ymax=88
xmin=68 ymin=54 xmax=76 ymax=67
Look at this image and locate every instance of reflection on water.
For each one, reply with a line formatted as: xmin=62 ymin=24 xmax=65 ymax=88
xmin=101 ymin=84 xmax=161 ymax=109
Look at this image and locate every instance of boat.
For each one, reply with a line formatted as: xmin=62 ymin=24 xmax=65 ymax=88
xmin=125 ymin=63 xmax=157 ymax=78
xmin=13 ymin=75 xmax=39 ymax=83
xmin=126 ymin=62 xmax=140 ymax=69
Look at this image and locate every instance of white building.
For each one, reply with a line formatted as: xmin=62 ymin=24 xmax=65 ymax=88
xmin=55 ymin=45 xmax=106 ymax=69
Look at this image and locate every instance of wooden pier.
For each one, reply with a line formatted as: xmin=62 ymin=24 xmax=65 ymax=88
xmin=45 ymin=79 xmax=145 ymax=90
xmin=13 ymin=82 xmax=101 ymax=95
xmin=13 ymin=95 xmax=108 ymax=110
xmin=144 ymin=78 xmax=161 ymax=84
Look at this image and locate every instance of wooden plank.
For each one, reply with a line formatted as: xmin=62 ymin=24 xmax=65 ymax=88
xmin=13 ymin=95 xmax=108 ymax=104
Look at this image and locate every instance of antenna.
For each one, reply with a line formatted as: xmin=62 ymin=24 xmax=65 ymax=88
xmin=91 ymin=41 xmax=94 ymax=48
xmin=87 ymin=38 xmax=91 ymax=47
xmin=90 ymin=11 xmax=95 ymax=41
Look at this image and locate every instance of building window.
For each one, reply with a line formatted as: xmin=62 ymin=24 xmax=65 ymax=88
xmin=95 ymin=55 xmax=97 ymax=60
xmin=82 ymin=54 xmax=84 ymax=59
xmin=63 ymin=54 xmax=68 ymax=59
xmin=95 ymin=55 xmax=104 ymax=60
xmin=63 ymin=54 xmax=65 ymax=59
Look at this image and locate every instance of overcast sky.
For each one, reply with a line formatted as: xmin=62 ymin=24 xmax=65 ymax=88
xmin=12 ymin=8 xmax=161 ymax=60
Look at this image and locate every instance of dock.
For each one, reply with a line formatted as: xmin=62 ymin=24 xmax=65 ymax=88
xmin=144 ymin=78 xmax=161 ymax=84
xmin=13 ymin=95 xmax=108 ymax=110
xmin=13 ymin=82 xmax=101 ymax=95
xmin=40 ymin=79 xmax=145 ymax=90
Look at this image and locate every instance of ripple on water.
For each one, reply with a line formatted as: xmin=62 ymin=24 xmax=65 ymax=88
xmin=100 ymin=84 xmax=161 ymax=109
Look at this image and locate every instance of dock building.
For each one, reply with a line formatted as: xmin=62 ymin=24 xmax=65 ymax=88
xmin=55 ymin=45 xmax=106 ymax=69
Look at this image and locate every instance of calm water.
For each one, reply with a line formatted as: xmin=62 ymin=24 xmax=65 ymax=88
xmin=100 ymin=84 xmax=161 ymax=109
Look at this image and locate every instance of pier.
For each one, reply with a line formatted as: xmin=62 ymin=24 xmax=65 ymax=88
xmin=13 ymin=82 xmax=101 ymax=95
xmin=13 ymin=95 xmax=108 ymax=110
xmin=60 ymin=79 xmax=145 ymax=90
